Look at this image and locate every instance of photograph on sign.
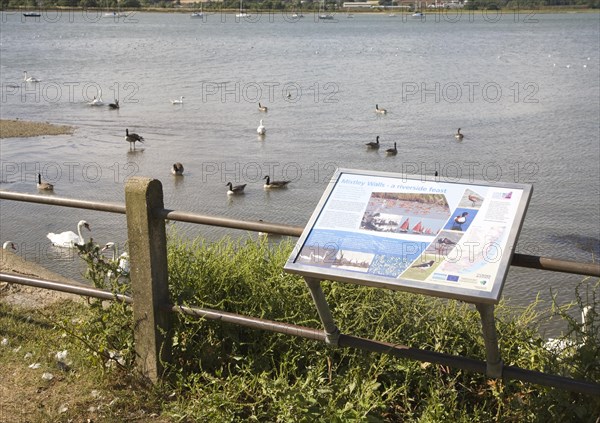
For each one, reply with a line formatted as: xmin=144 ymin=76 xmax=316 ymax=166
xmin=285 ymin=169 xmax=532 ymax=303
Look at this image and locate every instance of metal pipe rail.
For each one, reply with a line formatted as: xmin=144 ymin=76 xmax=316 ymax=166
xmin=2 ymin=190 xmax=599 ymax=276
xmin=2 ymin=272 xmax=598 ymax=396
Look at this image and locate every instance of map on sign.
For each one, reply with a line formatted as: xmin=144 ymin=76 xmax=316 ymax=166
xmin=284 ymin=169 xmax=533 ymax=304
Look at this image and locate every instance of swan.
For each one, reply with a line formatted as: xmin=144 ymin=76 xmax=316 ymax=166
xmin=23 ymin=71 xmax=40 ymax=83
xmin=171 ymin=96 xmax=184 ymax=105
xmin=544 ymin=306 xmax=593 ymax=354
xmin=257 ymin=119 xmax=266 ymax=135
xmin=109 ymin=99 xmax=119 ymax=109
xmin=125 ymin=129 xmax=144 ymax=150
xmin=172 ymin=162 xmax=184 ymax=175
xmin=263 ymin=175 xmax=290 ymax=189
xmin=47 ymin=220 xmax=90 ymax=248
xmin=2 ymin=241 xmax=16 ymax=250
xmin=258 ymin=102 xmax=268 ymax=112
xmin=366 ymin=135 xmax=380 ymax=149
xmin=37 ymin=173 xmax=54 ymax=191
xmin=89 ymin=89 xmax=104 ymax=106
xmin=455 ymin=128 xmax=464 ymax=140
xmin=375 ymin=104 xmax=387 ymax=114
xmin=226 ymin=182 xmax=247 ymax=195
xmin=385 ymin=142 xmax=397 ymax=156
xmin=101 ymin=242 xmax=130 ymax=276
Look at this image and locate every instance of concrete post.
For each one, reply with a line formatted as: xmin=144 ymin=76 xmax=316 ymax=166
xmin=125 ymin=177 xmax=171 ymax=382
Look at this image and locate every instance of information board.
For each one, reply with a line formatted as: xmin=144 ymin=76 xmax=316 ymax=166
xmin=284 ymin=169 xmax=533 ymax=304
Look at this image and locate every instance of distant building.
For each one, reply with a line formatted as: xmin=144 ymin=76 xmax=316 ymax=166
xmin=342 ymin=1 xmax=378 ymax=8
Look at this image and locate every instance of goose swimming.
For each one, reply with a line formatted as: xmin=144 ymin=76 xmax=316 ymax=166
xmin=258 ymin=102 xmax=268 ymax=112
xmin=455 ymin=128 xmax=464 ymax=140
xmin=226 ymin=182 xmax=247 ymax=195
xmin=366 ymin=136 xmax=380 ymax=149
xmin=109 ymin=99 xmax=119 ymax=109
xmin=375 ymin=104 xmax=387 ymax=114
xmin=263 ymin=175 xmax=290 ymax=189
xmin=37 ymin=173 xmax=54 ymax=191
xmin=172 ymin=162 xmax=184 ymax=175
xmin=385 ymin=142 xmax=397 ymax=155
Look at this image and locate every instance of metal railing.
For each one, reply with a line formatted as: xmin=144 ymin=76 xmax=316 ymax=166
xmin=1 ymin=181 xmax=599 ymax=396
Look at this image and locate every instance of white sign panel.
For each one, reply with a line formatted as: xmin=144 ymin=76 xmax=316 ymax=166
xmin=284 ymin=169 xmax=533 ymax=304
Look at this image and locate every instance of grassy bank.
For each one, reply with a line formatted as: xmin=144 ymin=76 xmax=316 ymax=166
xmin=1 ymin=234 xmax=599 ymax=421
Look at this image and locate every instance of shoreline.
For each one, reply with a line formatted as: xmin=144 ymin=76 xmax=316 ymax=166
xmin=0 ymin=119 xmax=74 ymax=139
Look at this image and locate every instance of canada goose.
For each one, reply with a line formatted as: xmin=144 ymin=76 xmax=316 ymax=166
xmin=385 ymin=142 xmax=397 ymax=155
xmin=23 ymin=71 xmax=40 ymax=82
xmin=37 ymin=173 xmax=54 ymax=191
xmin=455 ymin=128 xmax=464 ymax=140
xmin=125 ymin=128 xmax=144 ymax=150
xmin=366 ymin=136 xmax=380 ymax=149
xmin=172 ymin=163 xmax=184 ymax=175
xmin=263 ymin=175 xmax=290 ymax=189
xmin=257 ymin=119 xmax=266 ymax=135
xmin=375 ymin=104 xmax=387 ymax=114
xmin=171 ymin=96 xmax=184 ymax=105
xmin=47 ymin=220 xmax=91 ymax=248
xmin=109 ymin=99 xmax=119 ymax=109
xmin=226 ymin=182 xmax=247 ymax=195
xmin=258 ymin=102 xmax=268 ymax=112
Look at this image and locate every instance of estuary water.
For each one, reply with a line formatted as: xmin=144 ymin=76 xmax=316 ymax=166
xmin=0 ymin=10 xmax=598 ymax=333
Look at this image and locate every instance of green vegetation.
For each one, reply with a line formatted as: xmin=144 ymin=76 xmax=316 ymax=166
xmin=1 ymin=233 xmax=599 ymax=421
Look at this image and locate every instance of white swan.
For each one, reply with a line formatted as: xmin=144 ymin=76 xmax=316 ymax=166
xmin=545 ymin=306 xmax=593 ymax=354
xmin=171 ymin=96 xmax=184 ymax=105
xmin=257 ymin=119 xmax=266 ymax=135
xmin=89 ymin=89 xmax=104 ymax=106
xmin=37 ymin=173 xmax=54 ymax=191
xmin=172 ymin=162 xmax=184 ymax=175
xmin=47 ymin=220 xmax=90 ymax=248
xmin=2 ymin=241 xmax=16 ymax=250
xmin=23 ymin=71 xmax=40 ymax=83
xmin=101 ymin=242 xmax=130 ymax=276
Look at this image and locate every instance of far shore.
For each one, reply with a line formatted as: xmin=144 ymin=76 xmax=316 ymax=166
xmin=0 ymin=119 xmax=74 ymax=139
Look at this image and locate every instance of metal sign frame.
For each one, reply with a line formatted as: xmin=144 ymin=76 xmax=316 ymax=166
xmin=285 ymin=168 xmax=533 ymax=305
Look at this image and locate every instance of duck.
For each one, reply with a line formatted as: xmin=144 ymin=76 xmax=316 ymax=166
xmin=385 ymin=142 xmax=397 ymax=155
xmin=455 ymin=128 xmax=464 ymax=140
xmin=226 ymin=182 xmax=247 ymax=195
xmin=171 ymin=96 xmax=184 ymax=105
xmin=365 ymin=136 xmax=380 ymax=149
xmin=47 ymin=220 xmax=91 ymax=248
xmin=375 ymin=104 xmax=387 ymax=114
xmin=172 ymin=162 xmax=184 ymax=176
xmin=37 ymin=173 xmax=54 ymax=191
xmin=2 ymin=241 xmax=16 ymax=251
xmin=23 ymin=71 xmax=40 ymax=83
xmin=109 ymin=99 xmax=119 ymax=109
xmin=263 ymin=175 xmax=290 ymax=189
xmin=125 ymin=128 xmax=144 ymax=150
xmin=257 ymin=119 xmax=266 ymax=135
xmin=101 ymin=242 xmax=130 ymax=276
xmin=258 ymin=102 xmax=268 ymax=112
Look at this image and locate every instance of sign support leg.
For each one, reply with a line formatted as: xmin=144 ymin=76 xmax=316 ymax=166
xmin=476 ymin=303 xmax=503 ymax=378
xmin=304 ymin=277 xmax=340 ymax=346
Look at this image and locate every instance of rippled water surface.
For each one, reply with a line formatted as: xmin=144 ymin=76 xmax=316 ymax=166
xmin=1 ymin=11 xmax=598 ymax=332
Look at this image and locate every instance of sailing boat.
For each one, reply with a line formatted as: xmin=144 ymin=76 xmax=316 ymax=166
xmin=399 ymin=218 xmax=409 ymax=232
xmin=236 ymin=0 xmax=251 ymax=17
xmin=319 ymin=0 xmax=334 ymax=20
xmin=412 ymin=221 xmax=423 ymax=234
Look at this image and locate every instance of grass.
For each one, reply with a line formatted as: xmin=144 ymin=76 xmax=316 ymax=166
xmin=1 ymin=232 xmax=599 ymax=421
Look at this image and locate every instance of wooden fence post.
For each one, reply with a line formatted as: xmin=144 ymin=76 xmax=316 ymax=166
xmin=125 ymin=177 xmax=171 ymax=382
